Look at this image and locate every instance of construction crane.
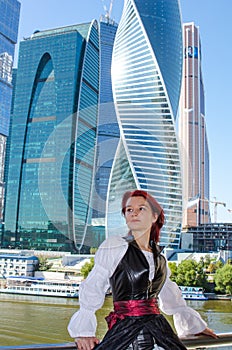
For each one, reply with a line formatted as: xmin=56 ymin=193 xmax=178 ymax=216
xmin=195 ymin=197 xmax=226 ymax=223
xmin=101 ymin=0 xmax=114 ymax=20
xmin=209 ymin=197 xmax=226 ymax=223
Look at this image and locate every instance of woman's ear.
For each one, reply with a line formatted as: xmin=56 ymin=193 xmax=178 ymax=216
xmin=152 ymin=212 xmax=158 ymax=223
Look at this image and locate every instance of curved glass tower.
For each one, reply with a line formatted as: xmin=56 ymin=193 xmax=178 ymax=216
xmin=3 ymin=22 xmax=99 ymax=252
xmin=107 ymin=0 xmax=183 ymax=248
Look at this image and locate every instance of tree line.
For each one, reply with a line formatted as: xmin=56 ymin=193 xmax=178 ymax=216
xmin=37 ymin=252 xmax=232 ymax=295
xmin=80 ymin=255 xmax=232 ymax=295
xmin=168 ymin=256 xmax=232 ymax=295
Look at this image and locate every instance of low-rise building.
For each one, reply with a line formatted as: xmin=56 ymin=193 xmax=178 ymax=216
xmin=0 ymin=253 xmax=39 ymax=278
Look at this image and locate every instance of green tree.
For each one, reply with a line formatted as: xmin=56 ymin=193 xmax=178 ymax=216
xmin=37 ymin=256 xmax=52 ymax=271
xmin=203 ymin=254 xmax=211 ymax=268
xmin=168 ymin=262 xmax=178 ymax=282
xmin=199 ymin=256 xmax=205 ymax=268
xmin=170 ymin=260 xmax=208 ymax=288
xmin=90 ymin=247 xmax=97 ymax=254
xmin=214 ymin=263 xmax=232 ymax=294
xmin=208 ymin=262 xmax=217 ymax=274
xmin=80 ymin=258 xmax=94 ymax=279
xmin=207 ymin=260 xmax=223 ymax=274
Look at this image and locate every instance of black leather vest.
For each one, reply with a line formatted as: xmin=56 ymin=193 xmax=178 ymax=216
xmin=109 ymin=239 xmax=167 ymax=302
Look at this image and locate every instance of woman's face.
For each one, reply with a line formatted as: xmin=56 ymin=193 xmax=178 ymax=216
xmin=124 ymin=196 xmax=158 ymax=235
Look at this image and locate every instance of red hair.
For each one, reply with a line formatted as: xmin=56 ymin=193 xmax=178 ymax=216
xmin=121 ymin=190 xmax=165 ymax=244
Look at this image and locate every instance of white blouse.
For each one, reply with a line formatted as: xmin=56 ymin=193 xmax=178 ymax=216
xmin=68 ymin=235 xmax=207 ymax=339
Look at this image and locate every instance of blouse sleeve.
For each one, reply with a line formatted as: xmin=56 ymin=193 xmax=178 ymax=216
xmin=67 ymin=235 xmax=128 ymax=338
xmin=158 ymin=265 xmax=207 ymax=337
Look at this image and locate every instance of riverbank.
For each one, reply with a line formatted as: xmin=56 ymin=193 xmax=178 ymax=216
xmin=205 ymin=293 xmax=232 ymax=300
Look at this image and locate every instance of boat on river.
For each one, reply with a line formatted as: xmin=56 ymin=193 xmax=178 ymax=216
xmin=0 ymin=276 xmax=79 ymax=298
xmin=179 ymin=286 xmax=208 ymax=300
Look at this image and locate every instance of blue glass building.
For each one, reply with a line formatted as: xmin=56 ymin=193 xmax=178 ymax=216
xmin=90 ymin=17 xmax=120 ymax=237
xmin=2 ymin=22 xmax=100 ymax=251
xmin=2 ymin=0 xmax=184 ymax=252
xmin=0 ymin=0 xmax=20 ymax=219
xmin=0 ymin=0 xmax=20 ymax=136
xmin=106 ymin=0 xmax=183 ymax=248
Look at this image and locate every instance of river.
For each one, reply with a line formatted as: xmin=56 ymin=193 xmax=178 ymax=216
xmin=0 ymin=294 xmax=231 ymax=348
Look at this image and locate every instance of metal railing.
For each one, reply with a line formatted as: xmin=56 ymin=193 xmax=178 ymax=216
xmin=181 ymin=332 xmax=232 ymax=349
xmin=1 ymin=333 xmax=232 ymax=350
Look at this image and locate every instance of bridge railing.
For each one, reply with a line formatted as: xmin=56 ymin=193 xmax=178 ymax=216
xmin=1 ymin=333 xmax=232 ymax=350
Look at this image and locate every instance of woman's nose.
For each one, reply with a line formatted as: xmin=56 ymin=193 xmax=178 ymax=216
xmin=132 ymin=209 xmax=139 ymax=216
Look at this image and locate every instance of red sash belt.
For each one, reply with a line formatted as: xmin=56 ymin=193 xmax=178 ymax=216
xmin=105 ymin=298 xmax=160 ymax=330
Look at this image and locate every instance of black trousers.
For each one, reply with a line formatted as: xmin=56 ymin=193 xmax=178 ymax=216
xmin=94 ymin=314 xmax=187 ymax=350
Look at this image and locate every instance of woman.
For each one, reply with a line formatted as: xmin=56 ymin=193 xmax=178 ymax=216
xmin=68 ymin=190 xmax=216 ymax=350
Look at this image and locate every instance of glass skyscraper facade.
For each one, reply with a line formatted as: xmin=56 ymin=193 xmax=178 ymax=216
xmin=0 ymin=0 xmax=20 ymax=220
xmin=106 ymin=0 xmax=183 ymax=248
xmin=2 ymin=0 xmax=185 ymax=252
xmin=2 ymin=22 xmax=100 ymax=252
xmin=91 ymin=17 xmax=120 ymax=234
xmin=179 ymin=23 xmax=210 ymax=227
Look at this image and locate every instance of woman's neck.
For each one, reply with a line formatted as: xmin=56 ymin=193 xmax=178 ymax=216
xmin=132 ymin=230 xmax=152 ymax=252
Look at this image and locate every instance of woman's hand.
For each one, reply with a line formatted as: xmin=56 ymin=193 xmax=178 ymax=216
xmin=196 ymin=327 xmax=218 ymax=339
xmin=75 ymin=336 xmax=100 ymax=350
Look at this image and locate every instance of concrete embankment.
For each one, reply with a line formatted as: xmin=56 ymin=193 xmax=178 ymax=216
xmin=205 ymin=293 xmax=232 ymax=300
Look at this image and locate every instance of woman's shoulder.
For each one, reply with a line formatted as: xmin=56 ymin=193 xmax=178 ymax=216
xmin=99 ymin=234 xmax=128 ymax=249
xmin=94 ymin=235 xmax=129 ymax=275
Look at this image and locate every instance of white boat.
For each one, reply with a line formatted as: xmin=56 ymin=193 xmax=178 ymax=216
xmin=0 ymin=276 xmax=79 ymax=298
xmin=179 ymin=286 xmax=208 ymax=300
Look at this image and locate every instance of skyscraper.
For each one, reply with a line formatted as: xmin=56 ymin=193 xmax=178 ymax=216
xmin=90 ymin=17 xmax=119 ymax=233
xmin=0 ymin=0 xmax=20 ymax=220
xmin=106 ymin=0 xmax=183 ymax=248
xmin=2 ymin=22 xmax=100 ymax=251
xmin=179 ymin=23 xmax=210 ymax=227
xmin=3 ymin=1 xmax=185 ymax=252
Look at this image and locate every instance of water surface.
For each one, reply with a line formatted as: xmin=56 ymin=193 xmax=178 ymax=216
xmin=0 ymin=294 xmax=231 ymax=347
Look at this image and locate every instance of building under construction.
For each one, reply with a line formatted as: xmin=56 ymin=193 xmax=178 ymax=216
xmin=181 ymin=223 xmax=232 ymax=260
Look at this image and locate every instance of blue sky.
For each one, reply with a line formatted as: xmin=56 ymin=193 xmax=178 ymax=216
xmin=15 ymin=0 xmax=232 ymax=223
